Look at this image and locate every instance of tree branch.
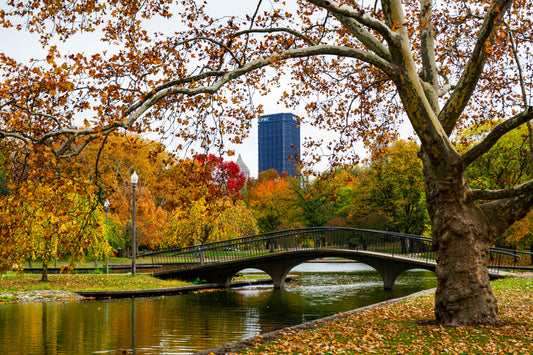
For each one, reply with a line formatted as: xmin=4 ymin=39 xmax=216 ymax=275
xmin=1 ymin=44 xmax=391 ymax=157
xmin=462 ymin=108 xmax=533 ymax=168
xmin=438 ymin=71 xmax=453 ymax=97
xmin=162 ymin=45 xmax=393 ymax=94
xmin=439 ymin=0 xmax=513 ymax=135
xmin=330 ymin=14 xmax=391 ymax=62
xmin=482 ymin=196 xmax=533 ymax=234
xmin=234 ymin=28 xmax=317 ymax=47
xmin=472 ymin=178 xmax=533 ymax=200
xmin=419 ymin=0 xmax=439 ymax=113
xmin=307 ymin=0 xmax=396 ymax=45
xmin=505 ymin=21 xmax=529 ymax=108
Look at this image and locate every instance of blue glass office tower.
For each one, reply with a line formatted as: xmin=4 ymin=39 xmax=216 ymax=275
xmin=258 ymin=113 xmax=300 ymax=176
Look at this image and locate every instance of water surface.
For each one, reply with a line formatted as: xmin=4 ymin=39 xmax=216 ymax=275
xmin=0 ymin=262 xmax=436 ymax=354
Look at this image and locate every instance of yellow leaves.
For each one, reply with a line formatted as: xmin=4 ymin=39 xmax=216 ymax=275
xmin=0 ymin=149 xmax=110 ymax=268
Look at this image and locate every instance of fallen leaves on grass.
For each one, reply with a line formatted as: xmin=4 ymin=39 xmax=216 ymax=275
xmin=240 ymin=278 xmax=533 ymax=354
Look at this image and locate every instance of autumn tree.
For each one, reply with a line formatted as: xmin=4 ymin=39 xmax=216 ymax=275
xmin=161 ymin=154 xmax=249 ymax=246
xmin=165 ymin=198 xmax=258 ymax=247
xmin=81 ymin=133 xmax=169 ymax=203
xmin=196 ymin=154 xmax=247 ymax=202
xmin=246 ymin=170 xmax=301 ymax=232
xmin=2 ymin=0 xmax=533 ymax=325
xmin=80 ymin=133 xmax=171 ymax=251
xmin=0 ymin=148 xmax=110 ymax=280
xmin=347 ymin=140 xmax=429 ymax=235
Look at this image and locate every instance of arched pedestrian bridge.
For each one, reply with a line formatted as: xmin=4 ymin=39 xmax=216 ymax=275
xmin=142 ymin=228 xmax=529 ymax=290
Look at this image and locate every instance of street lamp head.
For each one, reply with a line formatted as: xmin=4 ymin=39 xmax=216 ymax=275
xmin=131 ymin=171 xmax=139 ymax=186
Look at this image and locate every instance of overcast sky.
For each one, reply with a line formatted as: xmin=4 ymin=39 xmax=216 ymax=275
xmin=1 ymin=1 xmax=414 ymax=177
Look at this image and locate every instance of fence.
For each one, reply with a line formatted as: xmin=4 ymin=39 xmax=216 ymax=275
xmin=139 ymin=228 xmax=532 ymax=274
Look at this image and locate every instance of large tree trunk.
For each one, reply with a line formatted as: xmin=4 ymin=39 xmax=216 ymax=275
xmin=432 ymin=211 xmax=499 ymax=326
xmin=425 ymin=165 xmax=500 ymax=326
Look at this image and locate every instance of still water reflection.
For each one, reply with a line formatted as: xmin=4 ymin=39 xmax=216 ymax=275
xmin=0 ymin=263 xmax=436 ymax=354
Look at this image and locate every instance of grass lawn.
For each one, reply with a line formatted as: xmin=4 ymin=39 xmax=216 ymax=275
xmin=239 ymin=277 xmax=533 ymax=354
xmin=0 ymin=273 xmax=189 ymax=293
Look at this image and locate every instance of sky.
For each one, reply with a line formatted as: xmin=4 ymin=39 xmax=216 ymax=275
xmin=1 ymin=1 xmax=414 ymax=177
xmin=1 ymin=1 xmax=334 ymax=178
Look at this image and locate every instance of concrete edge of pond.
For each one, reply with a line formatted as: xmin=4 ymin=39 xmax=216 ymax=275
xmin=75 ymin=276 xmax=296 ymax=299
xmin=196 ymin=288 xmax=437 ymax=355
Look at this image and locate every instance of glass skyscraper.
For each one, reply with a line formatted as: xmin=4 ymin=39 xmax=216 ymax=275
xmin=258 ymin=113 xmax=300 ymax=176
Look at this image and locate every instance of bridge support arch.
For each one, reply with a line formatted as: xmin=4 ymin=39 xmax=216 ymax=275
xmin=354 ymin=255 xmax=435 ymax=290
xmin=371 ymin=262 xmax=416 ymax=290
xmin=249 ymin=258 xmax=307 ymax=289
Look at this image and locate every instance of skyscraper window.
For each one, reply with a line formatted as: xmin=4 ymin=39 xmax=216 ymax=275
xmin=258 ymin=113 xmax=300 ymax=176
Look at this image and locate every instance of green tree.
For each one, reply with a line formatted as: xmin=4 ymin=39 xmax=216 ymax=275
xmin=456 ymin=123 xmax=532 ymax=251
xmin=348 ymin=140 xmax=429 ymax=235
xmin=291 ymin=173 xmax=343 ymax=228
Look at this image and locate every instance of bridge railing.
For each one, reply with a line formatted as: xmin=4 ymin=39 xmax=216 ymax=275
xmin=139 ymin=227 xmax=531 ymax=274
xmin=143 ymin=228 xmax=424 ymax=272
xmin=487 ymin=246 xmax=532 ymax=271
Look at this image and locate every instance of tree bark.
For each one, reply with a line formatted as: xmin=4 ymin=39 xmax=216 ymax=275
xmin=433 ymin=215 xmax=499 ymax=326
xmin=425 ymin=164 xmax=500 ymax=326
xmin=41 ymin=260 xmax=49 ymax=282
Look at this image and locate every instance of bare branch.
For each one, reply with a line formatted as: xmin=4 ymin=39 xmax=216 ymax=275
xmin=234 ymin=28 xmax=317 ymax=47
xmin=438 ymin=70 xmax=453 ymax=97
xmin=307 ymin=0 xmax=396 ymax=45
xmin=333 ymin=13 xmax=391 ymax=62
xmin=419 ymin=0 xmax=439 ymax=113
xmin=240 ymin=0 xmax=263 ymax=63
xmin=505 ymin=20 xmax=529 ymax=107
xmin=439 ymin=0 xmax=513 ymax=135
xmin=462 ymin=108 xmax=533 ymax=168
xmin=162 ymin=44 xmax=393 ymax=93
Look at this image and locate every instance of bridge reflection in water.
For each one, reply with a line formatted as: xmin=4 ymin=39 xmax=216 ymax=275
xmin=141 ymin=227 xmax=529 ymax=290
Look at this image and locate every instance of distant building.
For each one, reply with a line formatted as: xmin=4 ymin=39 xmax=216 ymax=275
xmin=258 ymin=113 xmax=300 ymax=176
xmin=235 ymin=154 xmax=250 ymax=179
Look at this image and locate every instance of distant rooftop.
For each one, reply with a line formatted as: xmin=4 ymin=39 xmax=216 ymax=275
xmin=235 ymin=154 xmax=250 ymax=179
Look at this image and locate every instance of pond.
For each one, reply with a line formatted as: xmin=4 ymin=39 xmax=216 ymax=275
xmin=0 ymin=262 xmax=437 ymax=354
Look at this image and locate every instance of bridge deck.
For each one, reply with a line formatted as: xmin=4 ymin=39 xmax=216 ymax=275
xmin=140 ymin=228 xmax=531 ymax=289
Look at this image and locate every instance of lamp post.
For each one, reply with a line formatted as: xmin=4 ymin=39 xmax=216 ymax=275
xmin=131 ymin=171 xmax=138 ymax=276
xmin=104 ymin=199 xmax=110 ymax=274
